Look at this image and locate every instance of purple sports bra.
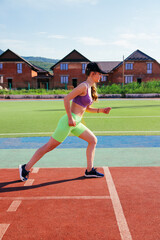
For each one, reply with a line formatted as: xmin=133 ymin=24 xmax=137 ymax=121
xmin=72 ymin=83 xmax=93 ymax=108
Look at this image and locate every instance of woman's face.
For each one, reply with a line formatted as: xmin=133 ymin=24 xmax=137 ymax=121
xmin=92 ymin=72 xmax=102 ymax=82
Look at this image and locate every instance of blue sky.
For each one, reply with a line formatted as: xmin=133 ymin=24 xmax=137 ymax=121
xmin=0 ymin=0 xmax=160 ymax=61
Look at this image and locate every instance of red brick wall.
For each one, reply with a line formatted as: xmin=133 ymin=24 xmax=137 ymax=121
xmin=110 ymin=61 xmax=160 ymax=84
xmin=53 ymin=62 xmax=87 ymax=88
xmin=0 ymin=62 xmax=37 ymax=88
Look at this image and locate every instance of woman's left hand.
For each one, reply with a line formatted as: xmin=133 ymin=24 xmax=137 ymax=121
xmin=103 ymin=107 xmax=112 ymax=114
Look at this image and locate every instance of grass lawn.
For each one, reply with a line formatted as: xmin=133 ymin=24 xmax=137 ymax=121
xmin=0 ymin=99 xmax=160 ymax=137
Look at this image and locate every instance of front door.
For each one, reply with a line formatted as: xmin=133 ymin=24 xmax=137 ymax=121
xmin=8 ymin=78 xmax=12 ymax=89
xmin=137 ymin=78 xmax=142 ymax=84
xmin=38 ymin=80 xmax=49 ymax=89
xmin=72 ymin=78 xmax=77 ymax=88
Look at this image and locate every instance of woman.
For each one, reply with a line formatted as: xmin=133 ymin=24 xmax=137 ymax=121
xmin=19 ymin=62 xmax=111 ymax=181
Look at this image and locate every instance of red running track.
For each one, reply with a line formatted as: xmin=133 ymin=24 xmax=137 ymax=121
xmin=0 ymin=167 xmax=159 ymax=240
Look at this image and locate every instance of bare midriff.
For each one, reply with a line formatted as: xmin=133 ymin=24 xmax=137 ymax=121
xmin=71 ymin=101 xmax=86 ymax=118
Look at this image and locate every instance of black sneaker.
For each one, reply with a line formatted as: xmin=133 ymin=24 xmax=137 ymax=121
xmin=84 ymin=168 xmax=104 ymax=178
xmin=19 ymin=164 xmax=30 ymax=182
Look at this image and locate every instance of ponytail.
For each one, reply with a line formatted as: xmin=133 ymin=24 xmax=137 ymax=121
xmin=91 ymin=83 xmax=98 ymax=102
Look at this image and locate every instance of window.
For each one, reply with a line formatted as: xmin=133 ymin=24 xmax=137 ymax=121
xmin=0 ymin=63 xmax=3 ymax=70
xmin=61 ymin=76 xmax=68 ymax=84
xmin=125 ymin=63 xmax=133 ymax=70
xmin=82 ymin=63 xmax=87 ymax=74
xmin=60 ymin=63 xmax=68 ymax=70
xmin=147 ymin=63 xmax=152 ymax=74
xmin=101 ymin=75 xmax=107 ymax=82
xmin=17 ymin=63 xmax=22 ymax=73
xmin=125 ymin=75 xmax=133 ymax=84
xmin=0 ymin=76 xmax=3 ymax=83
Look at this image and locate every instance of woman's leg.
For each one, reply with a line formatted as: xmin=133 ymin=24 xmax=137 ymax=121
xmin=78 ymin=128 xmax=97 ymax=172
xmin=25 ymin=137 xmax=61 ymax=171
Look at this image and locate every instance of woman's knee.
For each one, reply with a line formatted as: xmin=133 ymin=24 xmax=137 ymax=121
xmin=89 ymin=136 xmax=97 ymax=146
xmin=45 ymin=137 xmax=61 ymax=152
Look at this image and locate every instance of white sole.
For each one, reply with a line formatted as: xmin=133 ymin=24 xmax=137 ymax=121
xmin=84 ymin=174 xmax=103 ymax=178
xmin=19 ymin=165 xmax=26 ymax=182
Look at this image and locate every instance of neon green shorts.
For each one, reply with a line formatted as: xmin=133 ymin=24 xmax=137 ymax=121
xmin=52 ymin=113 xmax=87 ymax=143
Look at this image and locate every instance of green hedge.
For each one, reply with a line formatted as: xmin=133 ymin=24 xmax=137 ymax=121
xmin=1 ymin=80 xmax=160 ymax=95
xmin=98 ymin=81 xmax=160 ymax=94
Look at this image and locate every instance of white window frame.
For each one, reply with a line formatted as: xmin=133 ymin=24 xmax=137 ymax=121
xmin=61 ymin=76 xmax=68 ymax=84
xmin=101 ymin=75 xmax=107 ymax=82
xmin=125 ymin=75 xmax=133 ymax=84
xmin=17 ymin=63 xmax=22 ymax=73
xmin=82 ymin=63 xmax=87 ymax=74
xmin=125 ymin=62 xmax=133 ymax=70
xmin=0 ymin=75 xmax=3 ymax=83
xmin=0 ymin=63 xmax=3 ymax=70
xmin=60 ymin=63 xmax=68 ymax=70
xmin=147 ymin=63 xmax=152 ymax=74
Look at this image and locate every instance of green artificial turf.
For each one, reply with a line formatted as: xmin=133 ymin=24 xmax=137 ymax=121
xmin=0 ymin=99 xmax=160 ymax=137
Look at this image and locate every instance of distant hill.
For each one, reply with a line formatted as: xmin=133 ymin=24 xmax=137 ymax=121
xmin=0 ymin=49 xmax=59 ymax=71
xmin=23 ymin=57 xmax=59 ymax=72
xmin=29 ymin=61 xmax=55 ymax=72
xmin=23 ymin=56 xmax=59 ymax=64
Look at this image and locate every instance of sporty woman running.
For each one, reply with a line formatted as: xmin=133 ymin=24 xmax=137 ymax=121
xmin=19 ymin=62 xmax=111 ymax=181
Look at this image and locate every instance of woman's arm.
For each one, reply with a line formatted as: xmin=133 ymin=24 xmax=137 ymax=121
xmin=86 ymin=106 xmax=112 ymax=114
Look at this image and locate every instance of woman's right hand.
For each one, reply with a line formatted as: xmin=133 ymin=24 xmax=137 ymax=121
xmin=68 ymin=117 xmax=76 ymax=127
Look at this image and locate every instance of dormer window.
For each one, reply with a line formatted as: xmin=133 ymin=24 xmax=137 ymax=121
xmin=60 ymin=63 xmax=68 ymax=70
xmin=125 ymin=63 xmax=133 ymax=70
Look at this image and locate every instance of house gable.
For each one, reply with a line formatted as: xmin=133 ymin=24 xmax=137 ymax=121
xmin=125 ymin=49 xmax=155 ymax=62
xmin=0 ymin=49 xmax=41 ymax=72
xmin=51 ymin=49 xmax=90 ymax=69
xmin=0 ymin=49 xmax=23 ymax=62
xmin=112 ymin=49 xmax=157 ymax=72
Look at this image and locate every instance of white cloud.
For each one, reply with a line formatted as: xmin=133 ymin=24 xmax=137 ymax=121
xmin=48 ymin=35 xmax=67 ymax=39
xmin=5 ymin=0 xmax=99 ymax=8
xmin=76 ymin=37 xmax=106 ymax=46
xmin=0 ymin=39 xmax=25 ymax=45
xmin=112 ymin=32 xmax=160 ymax=49
xmin=64 ymin=0 xmax=98 ymax=5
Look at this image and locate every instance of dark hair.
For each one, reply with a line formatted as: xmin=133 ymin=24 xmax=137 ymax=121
xmin=85 ymin=63 xmax=98 ymax=102
xmin=85 ymin=62 xmax=106 ymax=75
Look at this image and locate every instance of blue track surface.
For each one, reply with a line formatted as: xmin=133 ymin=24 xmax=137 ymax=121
xmin=1 ymin=136 xmax=160 ymax=149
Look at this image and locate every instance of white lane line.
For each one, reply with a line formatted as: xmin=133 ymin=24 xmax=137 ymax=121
xmin=24 ymin=179 xmax=34 ymax=186
xmin=1 ymin=130 xmax=160 ymax=136
xmin=94 ymin=130 xmax=160 ymax=133
xmin=7 ymin=200 xmax=22 ymax=212
xmin=0 ymin=132 xmax=52 ymax=136
xmin=31 ymin=167 xmax=39 ymax=173
xmin=0 ymin=196 xmax=110 ymax=200
xmin=0 ymin=224 xmax=10 ymax=240
xmin=103 ymin=167 xmax=132 ymax=240
xmin=84 ymin=116 xmax=160 ymax=119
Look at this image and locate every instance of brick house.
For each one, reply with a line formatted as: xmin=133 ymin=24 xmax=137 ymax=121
xmin=51 ymin=49 xmax=160 ymax=88
xmin=0 ymin=49 xmax=52 ymax=89
xmin=107 ymin=49 xmax=160 ymax=84
xmin=51 ymin=49 xmax=91 ymax=89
